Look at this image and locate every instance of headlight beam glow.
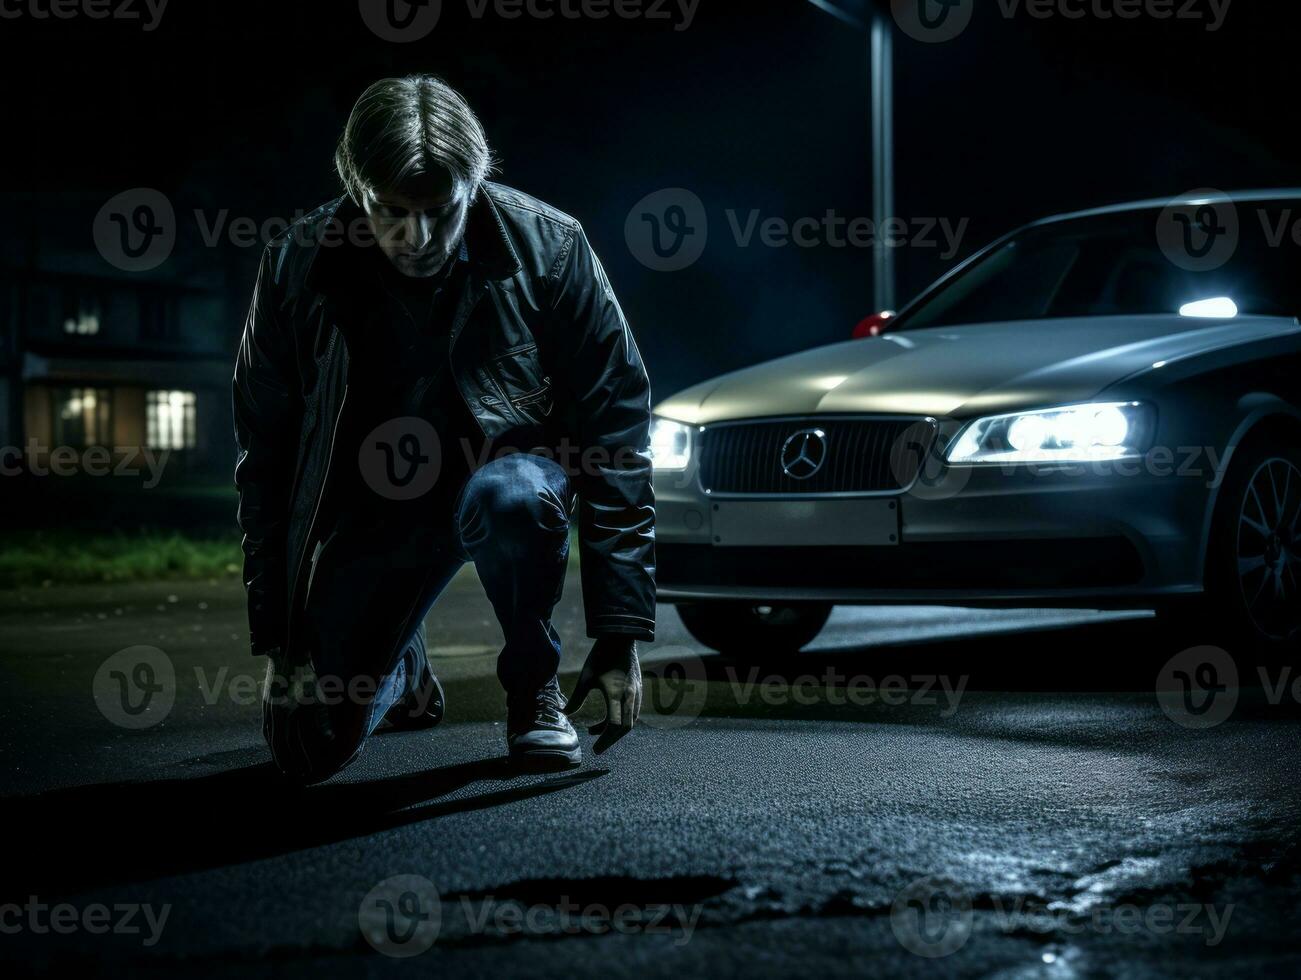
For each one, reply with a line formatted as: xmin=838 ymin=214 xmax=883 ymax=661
xmin=946 ymin=402 xmax=1153 ymax=465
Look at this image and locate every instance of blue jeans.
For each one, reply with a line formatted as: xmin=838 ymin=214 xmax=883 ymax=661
xmin=263 ymin=452 xmax=574 ymax=780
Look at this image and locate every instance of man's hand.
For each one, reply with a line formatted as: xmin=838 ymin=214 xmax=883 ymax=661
xmin=563 ymin=637 xmax=642 ymax=754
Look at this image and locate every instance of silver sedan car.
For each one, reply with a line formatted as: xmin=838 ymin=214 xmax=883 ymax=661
xmin=650 ymin=191 xmax=1301 ymax=659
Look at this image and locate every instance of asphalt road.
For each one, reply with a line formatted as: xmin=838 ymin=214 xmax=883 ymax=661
xmin=2 ymin=569 xmax=1300 ymax=978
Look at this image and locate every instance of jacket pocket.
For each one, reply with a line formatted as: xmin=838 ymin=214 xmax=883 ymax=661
xmin=488 ymin=345 xmax=554 ymax=425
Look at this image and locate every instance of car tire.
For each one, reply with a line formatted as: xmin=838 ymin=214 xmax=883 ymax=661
xmin=674 ymin=601 xmax=833 ymax=660
xmin=1159 ymin=433 xmax=1301 ymax=658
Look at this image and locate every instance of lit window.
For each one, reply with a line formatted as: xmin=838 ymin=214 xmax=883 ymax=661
xmin=52 ymin=387 xmax=112 ymax=448
xmin=146 ymin=390 xmax=197 ymax=449
xmin=62 ymin=293 xmax=102 ymax=336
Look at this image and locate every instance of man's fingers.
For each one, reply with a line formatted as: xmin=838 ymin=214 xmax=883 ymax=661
xmin=604 ymin=683 xmax=624 ymax=730
xmin=621 ymin=687 xmax=636 ymax=731
xmin=563 ymin=666 xmax=596 ymax=715
xmin=591 ymin=680 xmax=636 ymax=755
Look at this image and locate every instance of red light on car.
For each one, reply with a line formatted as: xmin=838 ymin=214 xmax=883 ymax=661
xmin=852 ymin=311 xmax=894 ymax=339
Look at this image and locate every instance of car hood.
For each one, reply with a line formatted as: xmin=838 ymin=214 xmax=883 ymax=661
xmin=654 ymin=314 xmax=1299 ymax=423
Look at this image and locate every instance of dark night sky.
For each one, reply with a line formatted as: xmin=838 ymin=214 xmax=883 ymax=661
xmin=4 ymin=0 xmax=1300 ymax=401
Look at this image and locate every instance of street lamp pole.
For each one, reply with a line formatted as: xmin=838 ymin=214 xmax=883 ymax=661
xmin=870 ymin=14 xmax=896 ymax=312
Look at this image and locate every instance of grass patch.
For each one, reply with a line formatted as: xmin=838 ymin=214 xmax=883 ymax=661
xmin=0 ymin=525 xmax=584 ymax=589
xmin=0 ymin=531 xmax=243 ymax=589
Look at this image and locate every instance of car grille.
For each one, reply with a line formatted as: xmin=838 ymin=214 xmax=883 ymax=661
xmin=697 ymin=417 xmax=937 ymax=495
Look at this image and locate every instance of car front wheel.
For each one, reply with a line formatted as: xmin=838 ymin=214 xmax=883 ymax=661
xmin=674 ymin=601 xmax=833 ymax=660
xmin=1162 ymin=434 xmax=1301 ymax=657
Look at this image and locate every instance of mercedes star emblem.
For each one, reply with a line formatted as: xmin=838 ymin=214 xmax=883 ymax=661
xmin=780 ymin=428 xmax=828 ymax=480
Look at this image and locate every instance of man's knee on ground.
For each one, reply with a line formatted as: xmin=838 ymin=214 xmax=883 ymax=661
xmin=262 ymin=683 xmax=365 ymax=784
xmin=263 ymin=706 xmax=362 ymax=783
xmin=459 ymin=455 xmax=571 ymax=551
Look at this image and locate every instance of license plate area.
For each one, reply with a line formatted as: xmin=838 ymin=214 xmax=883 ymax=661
xmin=710 ymin=498 xmax=899 ymax=547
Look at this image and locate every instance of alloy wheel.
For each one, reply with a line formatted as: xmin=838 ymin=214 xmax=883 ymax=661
xmin=1237 ymin=456 xmax=1301 ymax=641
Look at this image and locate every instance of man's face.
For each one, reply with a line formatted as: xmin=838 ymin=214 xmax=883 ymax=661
xmin=362 ymin=170 xmax=471 ymax=278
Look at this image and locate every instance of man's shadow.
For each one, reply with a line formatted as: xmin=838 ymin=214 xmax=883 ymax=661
xmin=3 ymin=753 xmax=607 ymax=902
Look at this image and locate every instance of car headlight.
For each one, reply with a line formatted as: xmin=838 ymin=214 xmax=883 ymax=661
xmin=650 ymin=416 xmax=693 ymax=470
xmin=945 ymin=402 xmax=1155 ymax=464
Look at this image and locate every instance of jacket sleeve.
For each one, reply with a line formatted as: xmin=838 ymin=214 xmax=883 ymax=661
xmin=551 ymin=224 xmax=657 ymax=641
xmin=232 ymin=245 xmax=300 ymax=656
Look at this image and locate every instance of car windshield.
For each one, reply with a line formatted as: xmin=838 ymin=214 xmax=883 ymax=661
xmin=897 ymin=202 xmax=1301 ymax=330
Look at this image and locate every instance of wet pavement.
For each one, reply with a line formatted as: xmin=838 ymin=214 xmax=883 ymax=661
xmin=2 ymin=570 xmax=1299 ymax=977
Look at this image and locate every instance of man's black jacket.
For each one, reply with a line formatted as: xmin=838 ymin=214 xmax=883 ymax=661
xmin=232 ymin=182 xmax=656 ymax=659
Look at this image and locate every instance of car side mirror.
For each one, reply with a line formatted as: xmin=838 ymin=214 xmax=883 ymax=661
xmin=852 ymin=311 xmax=895 ymax=339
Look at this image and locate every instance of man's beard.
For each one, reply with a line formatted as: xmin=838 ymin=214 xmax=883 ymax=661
xmin=391 ymin=208 xmax=469 ymax=278
xmin=394 ymin=247 xmax=451 ymax=277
